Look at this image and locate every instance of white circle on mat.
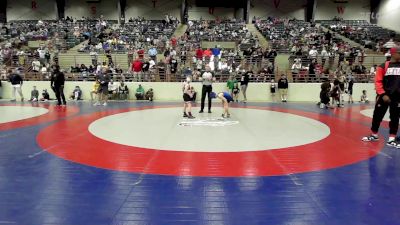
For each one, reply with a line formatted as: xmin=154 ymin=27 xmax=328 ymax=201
xmin=0 ymin=106 xmax=49 ymax=124
xmin=360 ymin=108 xmax=390 ymax=121
xmin=89 ymin=107 xmax=331 ymax=152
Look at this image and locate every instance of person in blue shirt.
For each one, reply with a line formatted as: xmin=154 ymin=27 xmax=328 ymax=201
xmin=148 ymin=47 xmax=158 ymax=61
xmin=211 ymin=91 xmax=234 ymax=118
xmin=211 ymin=45 xmax=221 ymax=59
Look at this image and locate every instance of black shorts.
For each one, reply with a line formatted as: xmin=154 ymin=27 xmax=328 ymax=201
xmin=98 ymin=85 xmax=108 ymax=95
xmin=183 ymin=93 xmax=193 ymax=102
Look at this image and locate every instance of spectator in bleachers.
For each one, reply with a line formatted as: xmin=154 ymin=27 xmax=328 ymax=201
xmin=131 ymin=58 xmax=143 ymax=82
xmin=170 ymin=56 xmax=178 ymax=75
xmin=32 ymin=58 xmax=41 ymax=72
xmin=135 ymin=84 xmax=145 ymax=100
xmin=148 ymin=46 xmax=158 ymax=61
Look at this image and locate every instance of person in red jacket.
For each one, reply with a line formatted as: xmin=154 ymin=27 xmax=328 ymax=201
xmin=131 ymin=58 xmax=143 ymax=82
xmin=362 ymin=47 xmax=400 ymax=148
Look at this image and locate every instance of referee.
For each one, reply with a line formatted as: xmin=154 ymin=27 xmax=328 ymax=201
xmin=199 ymin=66 xmax=214 ymax=113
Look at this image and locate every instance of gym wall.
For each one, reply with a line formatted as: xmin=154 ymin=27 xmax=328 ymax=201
xmin=65 ymin=0 xmax=119 ymax=20
xmin=378 ymin=0 xmax=400 ymax=33
xmin=0 ymin=81 xmax=376 ymax=102
xmin=7 ymin=0 xmax=57 ymax=21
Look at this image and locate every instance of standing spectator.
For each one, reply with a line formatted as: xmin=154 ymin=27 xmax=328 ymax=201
xmin=148 ymin=46 xmax=158 ymax=61
xmin=32 ymin=58 xmax=41 ymax=72
xmin=347 ymin=75 xmax=354 ymax=104
xmin=278 ymin=74 xmax=289 ymax=102
xmin=199 ymin=66 xmax=214 ymax=113
xmin=240 ymin=68 xmax=252 ymax=103
xmin=8 ymin=69 xmax=24 ymax=102
xmin=131 ymin=58 xmax=143 ymax=81
xmin=50 ymin=65 xmax=66 ymax=106
xmin=170 ymin=56 xmax=178 ymax=75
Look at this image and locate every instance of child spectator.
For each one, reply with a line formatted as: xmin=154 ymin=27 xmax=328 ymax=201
xmin=40 ymin=89 xmax=50 ymax=101
xmin=226 ymin=75 xmax=237 ymax=95
xmin=29 ymin=86 xmax=39 ymax=102
xmin=360 ymin=90 xmax=369 ymax=103
xmin=70 ymin=86 xmax=82 ymax=101
xmin=278 ymin=75 xmax=289 ymax=102
xmin=145 ymin=88 xmax=154 ymax=101
xmin=270 ymin=79 xmax=276 ymax=100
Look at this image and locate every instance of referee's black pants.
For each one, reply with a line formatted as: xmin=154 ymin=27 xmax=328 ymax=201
xmin=371 ymin=94 xmax=400 ymax=135
xmin=200 ymin=85 xmax=212 ymax=111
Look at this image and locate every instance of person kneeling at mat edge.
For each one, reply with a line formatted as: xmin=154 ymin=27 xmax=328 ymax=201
xmin=210 ymin=91 xmax=234 ymax=118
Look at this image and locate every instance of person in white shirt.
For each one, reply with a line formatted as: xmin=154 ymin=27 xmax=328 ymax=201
xmin=108 ymin=80 xmax=118 ymax=99
xmin=320 ymin=47 xmax=329 ymax=66
xmin=309 ymin=46 xmax=318 ymax=60
xmin=32 ymin=59 xmax=41 ymax=72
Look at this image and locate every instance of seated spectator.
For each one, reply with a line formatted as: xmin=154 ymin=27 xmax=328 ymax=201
xmin=118 ymin=81 xmax=129 ymax=100
xmin=29 ymin=86 xmax=39 ymax=102
xmin=40 ymin=89 xmax=50 ymax=101
xmin=108 ymin=80 xmax=118 ymax=99
xmin=360 ymin=90 xmax=369 ymax=103
xmin=145 ymin=88 xmax=154 ymax=101
xmin=70 ymin=86 xmax=82 ymax=101
xmin=135 ymin=84 xmax=145 ymax=100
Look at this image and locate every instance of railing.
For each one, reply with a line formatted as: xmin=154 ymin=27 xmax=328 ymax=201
xmin=0 ymin=70 xmax=373 ymax=84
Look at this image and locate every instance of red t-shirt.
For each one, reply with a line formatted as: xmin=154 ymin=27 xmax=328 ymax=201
xmin=196 ymin=49 xmax=203 ymax=59
xmin=203 ymin=49 xmax=212 ymax=57
xmin=132 ymin=60 xmax=143 ymax=72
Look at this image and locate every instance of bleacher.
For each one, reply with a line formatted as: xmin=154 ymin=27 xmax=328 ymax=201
xmin=318 ymin=20 xmax=400 ymax=50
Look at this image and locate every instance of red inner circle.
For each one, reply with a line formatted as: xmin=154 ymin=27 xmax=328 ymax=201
xmin=36 ymin=105 xmax=383 ymax=177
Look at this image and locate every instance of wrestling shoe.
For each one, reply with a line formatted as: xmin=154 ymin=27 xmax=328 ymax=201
xmin=386 ymin=140 xmax=400 ymax=148
xmin=362 ymin=135 xmax=379 ymax=142
xmin=226 ymin=113 xmax=231 ymax=118
xmin=187 ymin=113 xmax=195 ymax=119
xmin=183 ymin=113 xmax=188 ymax=118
